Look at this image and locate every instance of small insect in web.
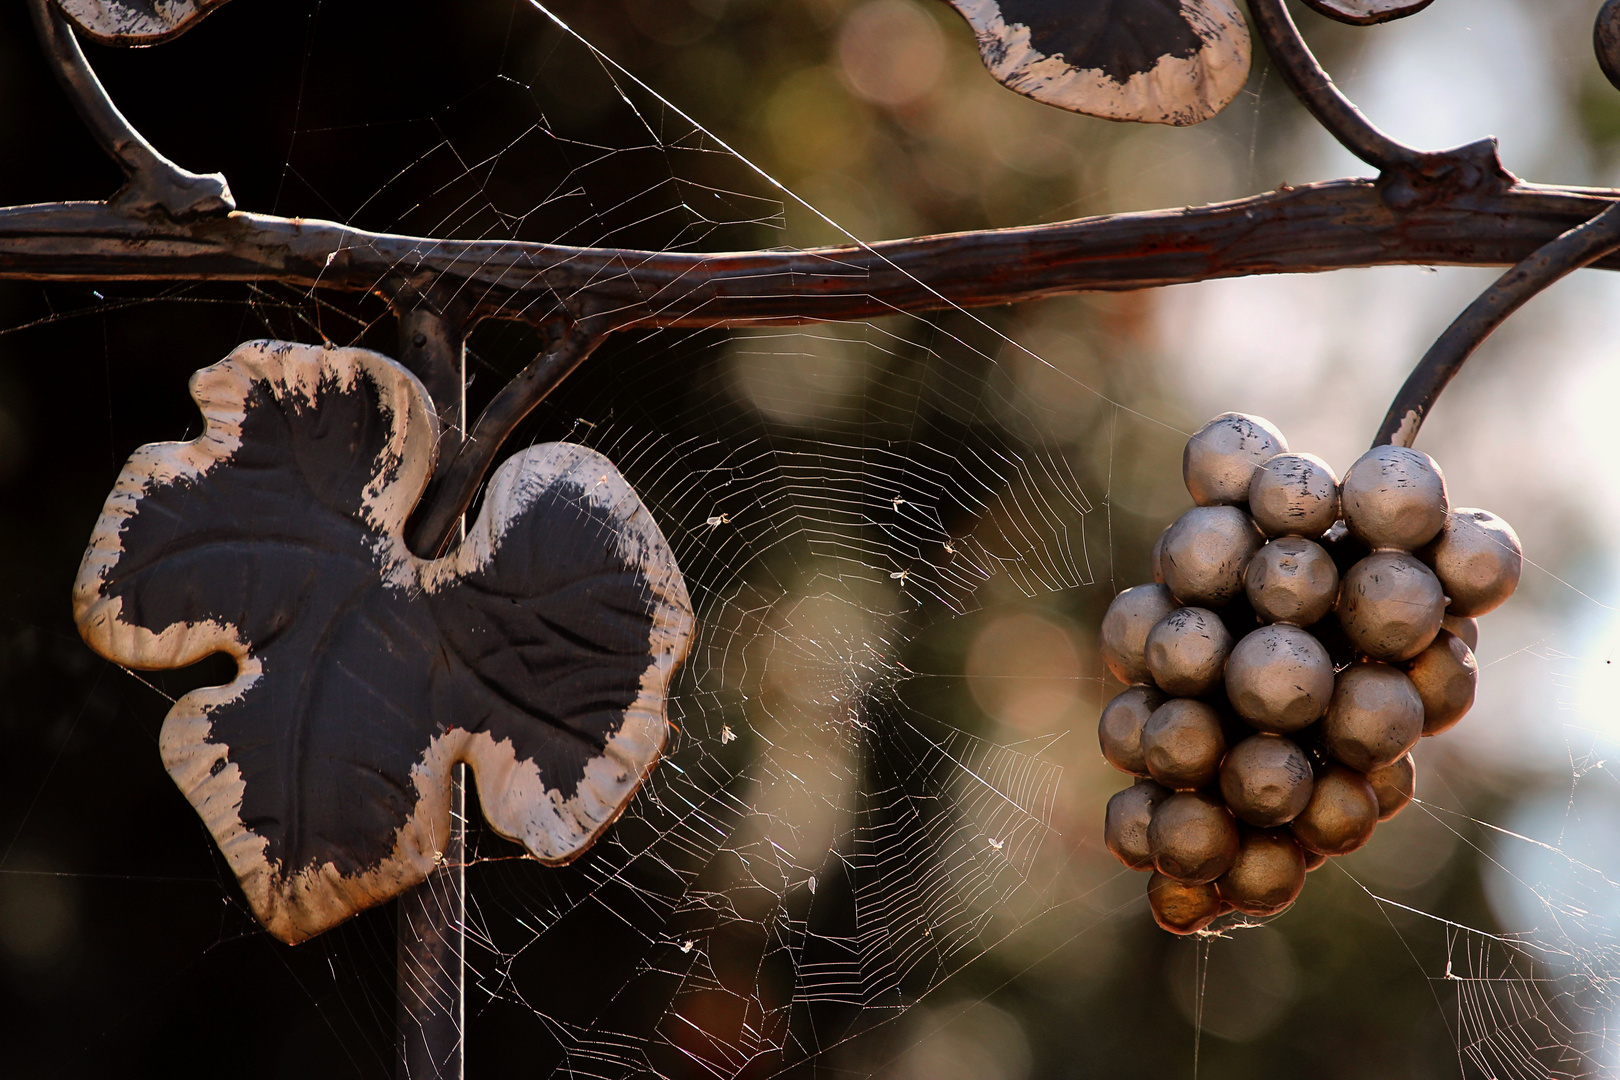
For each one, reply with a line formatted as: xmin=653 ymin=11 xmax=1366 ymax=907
xmin=706 ymin=513 xmax=731 ymax=528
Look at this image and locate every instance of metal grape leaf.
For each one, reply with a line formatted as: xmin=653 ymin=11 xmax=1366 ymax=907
xmin=73 ymin=341 xmax=694 ymax=944
xmin=944 ymin=0 xmax=1251 ymax=126
xmin=54 ymin=0 xmax=232 ymax=44
xmin=1297 ymin=0 xmax=1435 ymax=26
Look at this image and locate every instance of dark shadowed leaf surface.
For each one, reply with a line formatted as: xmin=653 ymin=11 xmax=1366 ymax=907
xmin=943 ymin=0 xmax=1251 ymax=125
xmin=72 ymin=341 xmax=693 ymax=944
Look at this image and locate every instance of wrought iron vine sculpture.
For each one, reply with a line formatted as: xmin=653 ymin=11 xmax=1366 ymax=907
xmin=10 ymin=0 xmax=1620 ymax=1072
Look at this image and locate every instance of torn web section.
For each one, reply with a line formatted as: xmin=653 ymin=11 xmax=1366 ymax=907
xmin=453 ymin=301 xmax=1124 ymax=1077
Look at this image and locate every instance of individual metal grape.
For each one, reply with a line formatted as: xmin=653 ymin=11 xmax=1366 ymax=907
xmin=1243 ymin=536 xmax=1339 ymax=626
xmin=1337 ymin=551 xmax=1446 ymax=662
xmin=1216 ymin=828 xmax=1307 ymax=916
xmin=1340 ymin=445 xmax=1448 ymax=551
xmin=1419 ymin=508 xmax=1523 ymax=617
xmin=1105 ymin=779 xmax=1172 ymax=869
xmin=1100 ymin=583 xmax=1178 ymax=685
xmin=1098 ymin=686 xmax=1166 ymax=775
xmin=1148 ymin=872 xmax=1223 ymax=935
xmin=1148 ymin=791 xmax=1240 ymax=883
xmin=1290 ymin=763 xmax=1379 ymax=856
xmin=1407 ymin=629 xmax=1477 ymax=736
xmin=1183 ymin=412 xmax=1289 ymax=506
xmin=1141 ymin=699 xmax=1227 ymax=790
xmin=1366 ymin=753 xmax=1415 ymax=821
xmin=1248 ymin=452 xmax=1341 ymax=538
xmin=1442 ymin=613 xmax=1479 ymax=652
xmin=1224 ymin=624 xmax=1336 ymax=732
xmin=1302 ymin=848 xmax=1327 ymax=872
xmin=1321 ymin=662 xmax=1424 ymax=772
xmin=1160 ymin=505 xmax=1264 ymax=607
xmin=1220 ymin=733 xmax=1315 ymax=827
xmin=1145 ymin=607 xmax=1233 ymax=696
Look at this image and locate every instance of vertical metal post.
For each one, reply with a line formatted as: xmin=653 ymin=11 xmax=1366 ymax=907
xmin=395 ymin=302 xmax=467 ymax=1080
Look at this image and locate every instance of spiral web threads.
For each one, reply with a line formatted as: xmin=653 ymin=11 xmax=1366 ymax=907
xmin=8 ymin=1 xmax=1620 ymax=1077
xmin=227 ymin=8 xmax=1096 ymax=1073
xmin=1419 ymin=803 xmax=1620 ymax=1080
xmin=451 ymin=336 xmax=1089 ymax=1074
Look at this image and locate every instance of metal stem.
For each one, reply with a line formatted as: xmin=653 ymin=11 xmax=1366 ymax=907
xmin=1374 ymin=199 xmax=1620 ymax=447
xmin=1247 ymin=0 xmax=1418 ymax=171
xmin=1247 ymin=0 xmax=1512 ymax=206
xmin=27 ymin=0 xmax=233 ymax=220
xmin=399 ymin=302 xmax=469 ymax=458
xmin=396 ymin=768 xmax=465 ymax=1080
xmin=408 ymin=321 xmax=605 ymax=559
xmin=394 ymin=305 xmax=467 ymax=1080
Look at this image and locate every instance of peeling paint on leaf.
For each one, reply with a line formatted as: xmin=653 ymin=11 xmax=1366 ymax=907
xmin=54 ymin=0 xmax=234 ymax=44
xmin=944 ymin=0 xmax=1251 ymax=126
xmin=73 ymin=341 xmax=694 ymax=944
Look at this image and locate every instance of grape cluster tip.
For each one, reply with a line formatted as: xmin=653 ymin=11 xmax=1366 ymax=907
xmin=1100 ymin=413 xmax=1523 ymax=934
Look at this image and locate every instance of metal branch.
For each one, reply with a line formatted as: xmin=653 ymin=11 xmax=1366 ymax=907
xmin=397 ymin=295 xmax=471 ymax=465
xmin=392 ymin=304 xmax=467 ymax=1080
xmin=408 ymin=323 xmax=606 ymax=559
xmin=2 ymin=182 xmax=1619 ymax=327
xmin=1248 ymin=0 xmax=1513 ymax=208
xmin=28 ymin=0 xmax=233 ymax=221
xmin=1375 ymin=199 xmax=1620 ymax=447
xmin=1248 ymin=0 xmax=1416 ymax=170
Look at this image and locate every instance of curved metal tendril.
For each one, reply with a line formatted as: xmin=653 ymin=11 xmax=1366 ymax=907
xmin=1373 ymin=196 xmax=1620 ymax=449
xmin=27 ymin=0 xmax=233 ymax=220
xmin=407 ymin=320 xmax=607 ymax=558
xmin=1367 ymin=0 xmax=1620 ymax=448
xmin=1247 ymin=0 xmax=1512 ymax=207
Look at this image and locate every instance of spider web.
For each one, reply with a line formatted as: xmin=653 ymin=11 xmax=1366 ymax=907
xmin=5 ymin=0 xmax=1620 ymax=1078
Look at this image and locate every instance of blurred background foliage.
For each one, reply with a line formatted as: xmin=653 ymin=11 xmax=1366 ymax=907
xmin=3 ymin=0 xmax=1620 ymax=1078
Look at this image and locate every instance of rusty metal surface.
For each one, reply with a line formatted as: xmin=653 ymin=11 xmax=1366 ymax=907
xmin=0 ymin=180 xmax=1615 ymax=330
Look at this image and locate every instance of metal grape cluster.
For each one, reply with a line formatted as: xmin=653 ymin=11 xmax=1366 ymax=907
xmin=1098 ymin=414 xmax=1523 ymax=934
